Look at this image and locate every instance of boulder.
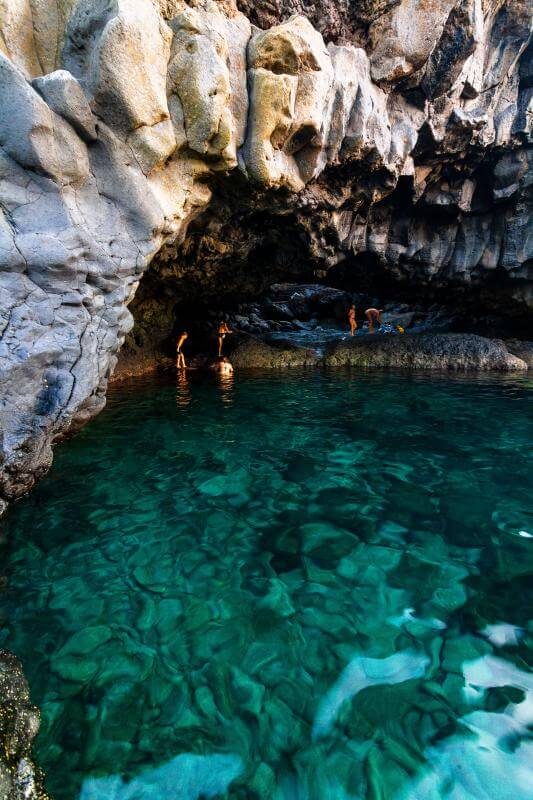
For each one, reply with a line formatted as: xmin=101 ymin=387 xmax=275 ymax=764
xmin=324 ymin=334 xmax=529 ymax=371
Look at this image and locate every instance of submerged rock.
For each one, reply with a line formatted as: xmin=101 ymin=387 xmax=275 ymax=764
xmin=324 ymin=334 xmax=528 ymax=371
xmin=0 ymin=651 xmax=49 ymax=800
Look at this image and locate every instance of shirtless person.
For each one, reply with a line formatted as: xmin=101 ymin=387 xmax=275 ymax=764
xmin=365 ymin=308 xmax=382 ymax=333
xmin=176 ymin=331 xmax=188 ymax=369
xmin=217 ymin=321 xmax=233 ymax=357
xmin=348 ymin=304 xmax=357 ymax=336
xmin=211 ymin=356 xmax=234 ymax=375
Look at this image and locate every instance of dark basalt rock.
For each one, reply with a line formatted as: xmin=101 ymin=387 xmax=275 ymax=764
xmin=324 ymin=333 xmax=529 ymax=371
xmin=505 ymin=340 xmax=533 ymax=368
xmin=227 ymin=332 xmax=530 ymax=371
xmin=231 ymin=339 xmax=321 ymax=369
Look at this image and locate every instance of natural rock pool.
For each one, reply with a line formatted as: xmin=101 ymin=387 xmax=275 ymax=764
xmin=1 ymin=370 xmax=532 ymax=800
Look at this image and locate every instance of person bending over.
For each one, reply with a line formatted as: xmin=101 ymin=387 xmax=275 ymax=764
xmin=348 ymin=304 xmax=357 ymax=336
xmin=176 ymin=331 xmax=188 ymax=369
xmin=365 ymin=308 xmax=382 ymax=333
xmin=217 ymin=321 xmax=233 ymax=357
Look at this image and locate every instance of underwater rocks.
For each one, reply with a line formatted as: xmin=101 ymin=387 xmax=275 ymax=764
xmin=325 ymin=334 xmax=529 ymax=371
xmin=0 ymin=651 xmax=49 ymax=800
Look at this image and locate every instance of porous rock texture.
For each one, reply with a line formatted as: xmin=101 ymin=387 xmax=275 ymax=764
xmin=0 ymin=650 xmax=49 ymax=800
xmin=505 ymin=338 xmax=533 ymax=366
xmin=0 ymin=0 xmax=531 ymax=511
xmin=231 ymin=338 xmax=321 ymax=368
xmin=227 ymin=332 xmax=528 ymax=370
xmin=324 ymin=332 xmax=529 ymax=370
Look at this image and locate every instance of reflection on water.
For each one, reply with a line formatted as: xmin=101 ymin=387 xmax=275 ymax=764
xmin=175 ymin=370 xmax=192 ymax=407
xmin=218 ymin=371 xmax=235 ymax=406
xmin=1 ymin=370 xmax=532 ymax=800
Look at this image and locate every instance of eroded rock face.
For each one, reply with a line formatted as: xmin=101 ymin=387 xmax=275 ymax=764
xmin=0 ymin=0 xmax=531 ymax=508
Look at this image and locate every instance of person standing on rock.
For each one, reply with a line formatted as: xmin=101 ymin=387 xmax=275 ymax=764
xmin=348 ymin=304 xmax=357 ymax=336
xmin=217 ymin=321 xmax=233 ymax=357
xmin=176 ymin=331 xmax=188 ymax=369
xmin=365 ymin=308 xmax=383 ymax=333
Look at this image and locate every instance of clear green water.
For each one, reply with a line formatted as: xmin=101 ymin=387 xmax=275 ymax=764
xmin=1 ymin=370 xmax=532 ymax=800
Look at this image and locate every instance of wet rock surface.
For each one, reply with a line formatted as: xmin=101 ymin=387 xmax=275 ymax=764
xmin=325 ymin=333 xmax=530 ymax=371
xmin=0 ymin=651 xmax=49 ymax=800
xmin=0 ymin=0 xmax=531 ymax=509
xmin=229 ymin=333 xmax=529 ymax=371
xmin=231 ymin=339 xmax=320 ymax=369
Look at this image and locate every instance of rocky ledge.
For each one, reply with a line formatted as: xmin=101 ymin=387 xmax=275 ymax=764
xmin=229 ymin=333 xmax=529 ymax=371
xmin=0 ymin=651 xmax=49 ymax=800
xmin=505 ymin=339 xmax=533 ymax=368
xmin=232 ymin=339 xmax=320 ymax=369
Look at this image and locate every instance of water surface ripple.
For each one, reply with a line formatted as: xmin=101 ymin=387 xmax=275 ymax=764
xmin=1 ymin=370 xmax=532 ymax=799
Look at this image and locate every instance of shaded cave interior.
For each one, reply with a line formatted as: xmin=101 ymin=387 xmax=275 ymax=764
xmin=118 ymin=165 xmax=532 ymax=377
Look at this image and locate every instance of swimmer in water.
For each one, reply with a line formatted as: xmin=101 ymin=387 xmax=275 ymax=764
xmin=211 ymin=356 xmax=234 ymax=375
xmin=348 ymin=304 xmax=357 ymax=336
xmin=217 ymin=321 xmax=233 ymax=357
xmin=176 ymin=331 xmax=188 ymax=369
xmin=365 ymin=308 xmax=383 ymax=333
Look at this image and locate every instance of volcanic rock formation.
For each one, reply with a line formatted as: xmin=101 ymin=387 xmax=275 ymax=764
xmin=0 ymin=650 xmax=49 ymax=799
xmin=0 ymin=0 xmax=531 ymax=512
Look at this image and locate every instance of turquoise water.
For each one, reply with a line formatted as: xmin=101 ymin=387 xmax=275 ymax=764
xmin=1 ymin=370 xmax=532 ymax=800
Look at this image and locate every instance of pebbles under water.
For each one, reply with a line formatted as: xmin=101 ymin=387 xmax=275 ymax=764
xmin=1 ymin=369 xmax=532 ymax=799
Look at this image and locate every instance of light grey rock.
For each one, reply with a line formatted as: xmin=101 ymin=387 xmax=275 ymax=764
xmin=0 ymin=53 xmax=89 ymax=184
xmin=32 ymin=69 xmax=97 ymax=142
xmin=0 ymin=0 xmax=531 ymax=512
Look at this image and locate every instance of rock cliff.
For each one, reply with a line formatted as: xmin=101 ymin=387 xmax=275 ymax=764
xmin=0 ymin=0 xmax=531 ymax=511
